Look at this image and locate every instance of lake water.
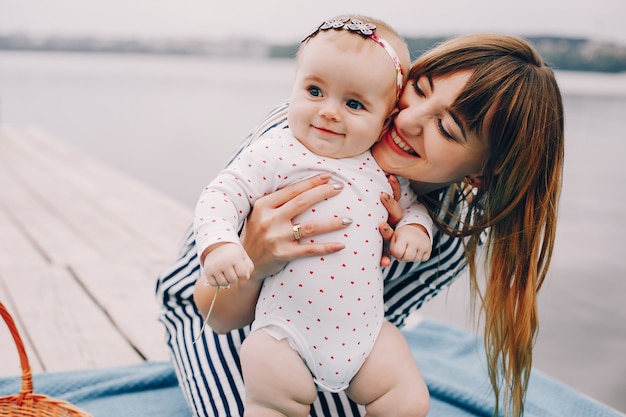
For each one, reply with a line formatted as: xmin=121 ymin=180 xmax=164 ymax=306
xmin=1 ymin=51 xmax=625 ymax=412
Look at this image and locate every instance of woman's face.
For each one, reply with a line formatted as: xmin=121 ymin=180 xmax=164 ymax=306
xmin=371 ymin=70 xmax=488 ymax=189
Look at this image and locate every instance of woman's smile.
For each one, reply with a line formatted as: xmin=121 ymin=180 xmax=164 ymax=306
xmin=389 ymin=128 xmax=418 ymax=156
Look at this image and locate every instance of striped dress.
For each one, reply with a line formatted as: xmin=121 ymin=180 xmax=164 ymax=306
xmin=155 ymin=101 xmax=470 ymax=417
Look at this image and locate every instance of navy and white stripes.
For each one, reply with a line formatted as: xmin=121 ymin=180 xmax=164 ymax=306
xmin=155 ymin=102 xmax=470 ymax=417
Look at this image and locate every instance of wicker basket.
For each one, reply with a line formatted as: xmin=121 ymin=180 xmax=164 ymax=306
xmin=0 ymin=301 xmax=93 ymax=416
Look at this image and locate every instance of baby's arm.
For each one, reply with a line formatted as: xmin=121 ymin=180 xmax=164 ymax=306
xmin=194 ymin=136 xmax=281 ymax=287
xmin=390 ymin=223 xmax=432 ymax=262
xmin=201 ymin=242 xmax=254 ymax=287
xmin=388 ymin=177 xmax=434 ymax=263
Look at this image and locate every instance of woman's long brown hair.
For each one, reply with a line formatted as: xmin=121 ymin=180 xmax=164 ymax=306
xmin=411 ymin=34 xmax=565 ymax=417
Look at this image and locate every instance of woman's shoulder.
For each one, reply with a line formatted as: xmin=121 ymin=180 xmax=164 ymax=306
xmin=223 ymin=100 xmax=290 ymax=168
xmin=246 ymin=101 xmax=290 ymax=143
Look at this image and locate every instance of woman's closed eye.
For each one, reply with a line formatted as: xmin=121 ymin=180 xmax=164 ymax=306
xmin=412 ymin=79 xmax=461 ymax=141
xmin=412 ymin=81 xmax=425 ymax=97
xmin=437 ymin=119 xmax=456 ymax=141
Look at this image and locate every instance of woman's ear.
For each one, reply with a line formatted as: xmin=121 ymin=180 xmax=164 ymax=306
xmin=465 ymin=174 xmax=483 ymax=188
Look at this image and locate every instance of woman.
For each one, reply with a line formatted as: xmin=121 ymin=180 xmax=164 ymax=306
xmin=156 ymin=33 xmax=564 ymax=417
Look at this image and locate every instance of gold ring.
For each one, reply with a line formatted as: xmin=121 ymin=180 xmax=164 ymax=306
xmin=292 ymin=223 xmax=303 ymax=240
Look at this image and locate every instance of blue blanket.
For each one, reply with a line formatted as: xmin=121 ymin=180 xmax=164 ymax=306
xmin=1 ymin=319 xmax=622 ymax=417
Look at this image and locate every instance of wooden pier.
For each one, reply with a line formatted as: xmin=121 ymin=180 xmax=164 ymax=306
xmin=0 ymin=127 xmax=192 ymax=376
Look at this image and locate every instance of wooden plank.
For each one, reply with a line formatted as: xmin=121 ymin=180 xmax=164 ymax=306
xmin=0 ymin=205 xmax=48 ymax=269
xmin=0 ymin=281 xmax=44 ymax=377
xmin=1 ymin=131 xmax=163 ymax=263
xmin=0 ymin=201 xmax=47 ymax=375
xmin=1 ymin=265 xmax=143 ymax=374
xmin=0 ymin=126 xmax=192 ymax=374
xmin=0 ymin=153 xmax=102 ymax=265
xmin=70 ymin=262 xmax=170 ymax=362
xmin=6 ymin=127 xmax=191 ymax=258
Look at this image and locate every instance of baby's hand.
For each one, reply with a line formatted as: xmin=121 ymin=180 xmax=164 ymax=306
xmin=389 ymin=224 xmax=432 ymax=263
xmin=201 ymin=243 xmax=254 ymax=287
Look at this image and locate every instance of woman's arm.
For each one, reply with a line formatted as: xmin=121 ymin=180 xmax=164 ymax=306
xmin=195 ymin=173 xmax=352 ymax=333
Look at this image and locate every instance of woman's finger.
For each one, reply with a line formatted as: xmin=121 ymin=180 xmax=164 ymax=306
xmin=378 ymin=221 xmax=394 ymax=267
xmin=289 ymin=241 xmax=346 ymax=259
xmin=387 ymin=175 xmax=402 ymax=201
xmin=257 ymin=173 xmax=333 ymax=208
xmin=295 ymin=217 xmax=353 ymax=241
xmin=379 ymin=221 xmax=395 ymax=241
xmin=380 ymin=192 xmax=404 ymax=227
xmin=280 ymin=181 xmax=344 ymax=219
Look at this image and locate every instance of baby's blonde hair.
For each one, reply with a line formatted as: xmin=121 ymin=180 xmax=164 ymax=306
xmin=298 ymin=15 xmax=410 ymax=88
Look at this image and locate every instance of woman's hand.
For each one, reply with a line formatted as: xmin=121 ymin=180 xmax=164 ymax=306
xmin=195 ymin=173 xmax=352 ymax=333
xmin=241 ymin=173 xmax=352 ymax=280
xmin=378 ymin=175 xmax=404 ymax=267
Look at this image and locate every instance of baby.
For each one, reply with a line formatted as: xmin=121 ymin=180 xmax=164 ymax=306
xmin=194 ymin=16 xmax=431 ymax=417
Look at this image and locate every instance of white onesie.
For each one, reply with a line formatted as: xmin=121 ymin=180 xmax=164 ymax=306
xmin=195 ymin=129 xmax=432 ymax=392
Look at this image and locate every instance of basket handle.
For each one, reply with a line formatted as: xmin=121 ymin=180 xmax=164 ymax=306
xmin=0 ymin=301 xmax=34 ymax=395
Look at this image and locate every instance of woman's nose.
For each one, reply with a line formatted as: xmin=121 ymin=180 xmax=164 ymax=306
xmin=396 ymin=105 xmax=424 ymax=136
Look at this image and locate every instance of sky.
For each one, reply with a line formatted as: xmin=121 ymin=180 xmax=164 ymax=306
xmin=1 ymin=0 xmax=626 ymax=45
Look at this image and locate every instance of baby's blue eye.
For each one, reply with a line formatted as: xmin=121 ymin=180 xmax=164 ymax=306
xmin=347 ymin=99 xmax=364 ymax=110
xmin=308 ymin=86 xmax=322 ymax=97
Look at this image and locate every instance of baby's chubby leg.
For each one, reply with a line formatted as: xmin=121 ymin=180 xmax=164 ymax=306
xmin=240 ymin=329 xmax=317 ymax=417
xmin=346 ymin=321 xmax=430 ymax=417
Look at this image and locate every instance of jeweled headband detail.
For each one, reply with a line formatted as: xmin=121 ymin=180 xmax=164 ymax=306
xmin=303 ymin=16 xmax=404 ymax=100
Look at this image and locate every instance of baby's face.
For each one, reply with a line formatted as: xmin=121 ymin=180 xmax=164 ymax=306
xmin=288 ymin=32 xmax=397 ymax=159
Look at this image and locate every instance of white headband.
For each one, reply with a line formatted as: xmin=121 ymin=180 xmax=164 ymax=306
xmin=303 ymin=16 xmax=404 ymax=100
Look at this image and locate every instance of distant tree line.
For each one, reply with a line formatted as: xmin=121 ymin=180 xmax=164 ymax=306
xmin=270 ymin=35 xmax=626 ymax=73
xmin=525 ymin=36 xmax=626 ymax=73
xmin=1 ymin=33 xmax=625 ymax=73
